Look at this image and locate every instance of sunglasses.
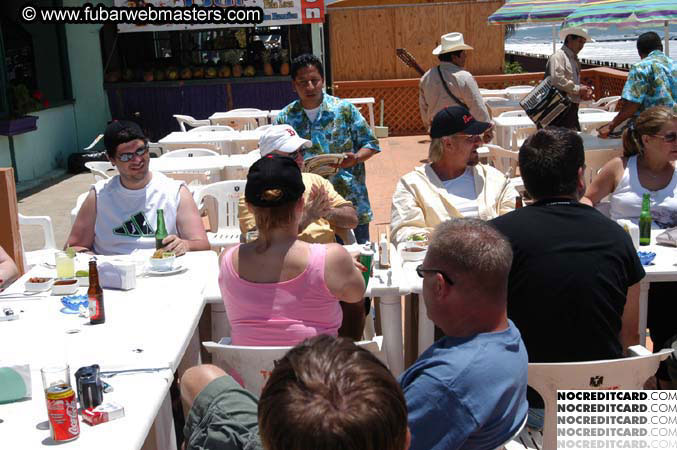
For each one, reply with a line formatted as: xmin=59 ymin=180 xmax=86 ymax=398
xmin=652 ymin=132 xmax=677 ymax=143
xmin=117 ymin=144 xmax=149 ymax=162
xmin=452 ymin=134 xmax=483 ymax=143
xmin=286 ymin=148 xmax=305 ymax=160
xmin=416 ymin=264 xmax=454 ymax=285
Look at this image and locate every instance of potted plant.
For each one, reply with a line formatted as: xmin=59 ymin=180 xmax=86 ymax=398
xmin=0 ymin=84 xmax=49 ymax=136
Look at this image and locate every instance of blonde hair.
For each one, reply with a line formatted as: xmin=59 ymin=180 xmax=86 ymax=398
xmin=249 ymin=189 xmax=297 ymax=251
xmin=428 ymin=137 xmax=446 ymax=163
xmin=623 ymin=106 xmax=677 ymax=157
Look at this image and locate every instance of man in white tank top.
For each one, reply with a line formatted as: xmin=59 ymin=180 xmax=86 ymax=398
xmin=66 ymin=121 xmax=209 ymax=255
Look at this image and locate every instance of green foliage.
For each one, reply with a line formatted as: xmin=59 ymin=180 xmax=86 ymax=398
xmin=9 ymin=84 xmax=48 ymax=117
xmin=504 ymin=61 xmax=525 ymax=74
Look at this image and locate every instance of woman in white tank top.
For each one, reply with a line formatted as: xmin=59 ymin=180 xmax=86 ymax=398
xmin=582 ymin=106 xmax=677 ymax=388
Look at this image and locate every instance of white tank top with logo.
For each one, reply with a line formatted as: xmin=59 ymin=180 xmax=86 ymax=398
xmin=93 ymin=171 xmax=184 ymax=255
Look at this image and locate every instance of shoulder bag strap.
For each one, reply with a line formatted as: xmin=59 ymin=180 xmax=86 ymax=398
xmin=437 ymin=65 xmax=469 ymax=110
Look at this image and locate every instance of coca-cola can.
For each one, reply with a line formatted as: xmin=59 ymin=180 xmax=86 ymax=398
xmin=46 ymin=384 xmax=80 ymax=441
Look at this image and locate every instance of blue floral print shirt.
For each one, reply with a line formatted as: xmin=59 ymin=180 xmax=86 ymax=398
xmin=622 ymin=50 xmax=677 ymax=115
xmin=275 ymin=94 xmax=380 ymax=225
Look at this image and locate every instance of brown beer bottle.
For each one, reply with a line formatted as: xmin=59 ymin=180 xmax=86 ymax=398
xmin=88 ymin=260 xmax=105 ymax=325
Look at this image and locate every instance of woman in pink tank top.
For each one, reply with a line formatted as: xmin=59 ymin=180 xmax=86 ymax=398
xmin=219 ymin=154 xmax=366 ymax=346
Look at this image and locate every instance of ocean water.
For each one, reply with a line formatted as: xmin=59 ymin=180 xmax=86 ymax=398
xmin=505 ymin=24 xmax=677 ymax=67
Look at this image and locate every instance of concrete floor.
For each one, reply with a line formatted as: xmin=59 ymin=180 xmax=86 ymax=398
xmin=17 ymin=135 xmax=431 ymax=251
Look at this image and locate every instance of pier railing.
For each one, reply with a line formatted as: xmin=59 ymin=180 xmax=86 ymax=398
xmin=333 ymin=67 xmax=628 ymax=136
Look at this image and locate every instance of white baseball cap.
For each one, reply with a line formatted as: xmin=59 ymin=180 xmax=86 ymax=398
xmin=259 ymin=125 xmax=312 ymax=157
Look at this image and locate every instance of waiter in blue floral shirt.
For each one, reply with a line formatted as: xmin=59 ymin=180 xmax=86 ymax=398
xmin=275 ymin=54 xmax=380 ymax=243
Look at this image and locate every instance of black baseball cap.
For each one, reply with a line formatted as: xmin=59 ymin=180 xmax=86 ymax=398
xmin=430 ymin=106 xmax=490 ymax=138
xmin=245 ymin=155 xmax=306 ymax=207
xmin=103 ymin=120 xmax=146 ymax=153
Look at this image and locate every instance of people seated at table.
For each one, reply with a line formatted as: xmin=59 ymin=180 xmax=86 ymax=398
xmin=400 ymin=218 xmax=527 ymax=450
xmin=491 ymin=127 xmax=645 ymax=425
xmin=238 ymin=124 xmax=358 ymax=244
xmin=220 ymin=155 xmax=365 ymax=346
xmin=66 ymin=120 xmax=209 ymax=255
xmin=0 ymin=245 xmax=19 ymax=290
xmin=390 ymin=106 xmax=517 ymax=245
xmin=583 ymin=106 xmax=677 ymax=388
xmin=180 ymin=335 xmax=410 ymax=450
xmin=598 ymin=32 xmax=677 ymax=138
xmin=275 ymin=53 xmax=380 ymax=244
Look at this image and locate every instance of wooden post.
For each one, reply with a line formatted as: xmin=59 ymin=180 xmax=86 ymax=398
xmin=0 ymin=168 xmax=24 ymax=274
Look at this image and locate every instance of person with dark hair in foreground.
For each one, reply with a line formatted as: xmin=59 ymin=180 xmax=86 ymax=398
xmin=66 ymin=120 xmax=209 ymax=255
xmin=598 ymin=31 xmax=677 ymax=138
xmin=400 ymin=218 xmax=528 ymax=450
xmin=275 ymin=54 xmax=380 ymax=244
xmin=180 ymin=335 xmax=410 ymax=450
xmin=491 ymin=127 xmax=645 ymax=427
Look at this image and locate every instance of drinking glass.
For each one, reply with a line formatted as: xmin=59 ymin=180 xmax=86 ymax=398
xmin=41 ymin=364 xmax=71 ymax=390
xmin=55 ymin=252 xmax=75 ymax=279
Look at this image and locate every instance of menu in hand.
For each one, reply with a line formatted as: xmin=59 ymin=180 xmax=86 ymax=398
xmin=303 ymin=154 xmax=346 ymax=178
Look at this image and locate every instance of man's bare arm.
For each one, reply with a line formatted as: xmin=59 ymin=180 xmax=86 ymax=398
xmin=597 ymin=100 xmax=640 ymax=138
xmin=325 ymin=205 xmax=358 ymax=229
xmin=173 ymin=185 xmax=210 ymax=253
xmin=66 ymin=189 xmax=97 ymax=253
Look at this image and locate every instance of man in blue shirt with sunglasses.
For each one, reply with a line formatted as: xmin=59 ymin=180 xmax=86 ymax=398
xmin=67 ymin=120 xmax=209 ymax=255
xmin=400 ymin=218 xmax=528 ymax=450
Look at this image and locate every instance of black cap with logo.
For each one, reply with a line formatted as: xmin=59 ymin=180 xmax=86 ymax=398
xmin=245 ymin=155 xmax=306 ymax=207
xmin=430 ymin=106 xmax=491 ymax=138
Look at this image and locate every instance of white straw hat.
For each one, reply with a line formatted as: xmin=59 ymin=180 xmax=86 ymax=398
xmin=559 ymin=27 xmax=594 ymax=42
xmin=432 ymin=32 xmax=474 ymax=55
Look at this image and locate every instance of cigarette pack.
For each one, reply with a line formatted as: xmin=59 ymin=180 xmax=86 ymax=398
xmin=82 ymin=402 xmax=125 ymax=426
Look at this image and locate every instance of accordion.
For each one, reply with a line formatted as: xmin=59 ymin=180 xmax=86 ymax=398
xmin=519 ymin=77 xmax=571 ymax=127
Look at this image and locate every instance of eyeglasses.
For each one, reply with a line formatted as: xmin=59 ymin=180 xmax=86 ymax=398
xmin=452 ymin=134 xmax=483 ymax=143
xmin=287 ymin=148 xmax=305 ymax=160
xmin=651 ymin=132 xmax=677 ymax=143
xmin=117 ymin=144 xmax=149 ymax=162
xmin=416 ymin=264 xmax=454 ymax=285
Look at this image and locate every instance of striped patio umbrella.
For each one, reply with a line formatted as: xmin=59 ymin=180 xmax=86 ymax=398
xmin=563 ymin=0 xmax=676 ymax=55
xmin=488 ymin=0 xmax=585 ymax=25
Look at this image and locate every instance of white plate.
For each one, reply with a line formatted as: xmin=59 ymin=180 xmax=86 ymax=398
xmin=145 ymin=265 xmax=187 ymax=276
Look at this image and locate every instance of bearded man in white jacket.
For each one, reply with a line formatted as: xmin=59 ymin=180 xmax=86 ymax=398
xmin=391 ymin=106 xmax=517 ymax=245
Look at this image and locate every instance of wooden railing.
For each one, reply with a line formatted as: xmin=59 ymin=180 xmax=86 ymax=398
xmin=333 ymin=68 xmax=628 ymax=136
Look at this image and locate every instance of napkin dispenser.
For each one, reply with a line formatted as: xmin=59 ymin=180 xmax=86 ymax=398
xmin=0 ymin=364 xmax=31 ymax=404
xmin=617 ymin=219 xmax=639 ymax=250
xmin=99 ymin=262 xmax=136 ymax=291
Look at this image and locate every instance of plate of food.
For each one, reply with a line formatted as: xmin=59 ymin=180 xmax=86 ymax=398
xmin=51 ymin=279 xmax=79 ymax=295
xmin=401 ymin=236 xmax=429 ymax=262
xmin=25 ymin=277 xmax=54 ymax=292
xmin=149 ymin=250 xmax=177 ymax=272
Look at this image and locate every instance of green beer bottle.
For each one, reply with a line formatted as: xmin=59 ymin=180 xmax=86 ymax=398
xmin=155 ymin=209 xmax=168 ymax=250
xmin=639 ymin=193 xmax=651 ymax=246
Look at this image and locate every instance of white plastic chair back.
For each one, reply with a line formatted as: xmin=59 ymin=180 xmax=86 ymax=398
xmin=591 ymin=95 xmax=621 ymax=111
xmin=188 ymin=125 xmax=235 ymax=133
xmin=247 ymin=149 xmax=261 ymax=159
xmin=203 ymin=337 xmax=385 ymax=395
xmin=499 ymin=110 xmax=528 ymax=118
xmin=173 ymin=114 xmax=210 ymax=132
xmin=84 ymin=161 xmax=117 ymax=183
xmin=511 ymin=126 xmax=536 ymax=152
xmin=486 ymin=144 xmax=520 ymax=175
xmin=583 ymin=147 xmax=623 ymax=186
xmin=148 ymin=142 xmax=164 ymax=157
xmin=255 ymin=124 xmax=272 ymax=132
xmin=227 ymin=108 xmax=263 ymax=113
xmin=579 ymin=107 xmax=607 ymax=115
xmin=193 ymin=180 xmax=246 ymax=249
xmin=211 ymin=116 xmax=259 ymax=131
xmin=506 ymin=85 xmax=533 ymax=90
xmin=484 ymin=97 xmax=510 ymax=103
xmin=506 ymin=346 xmax=673 ymax=450
xmin=160 ymin=148 xmax=219 ymax=158
xmin=18 ymin=213 xmax=57 ymax=269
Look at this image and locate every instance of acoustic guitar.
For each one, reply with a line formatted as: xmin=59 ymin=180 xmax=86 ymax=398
xmin=396 ymin=48 xmax=425 ymax=76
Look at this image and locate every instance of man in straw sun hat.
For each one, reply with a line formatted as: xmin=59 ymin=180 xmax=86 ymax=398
xmin=419 ymin=32 xmax=493 ymax=141
xmin=545 ymin=26 xmax=594 ymax=130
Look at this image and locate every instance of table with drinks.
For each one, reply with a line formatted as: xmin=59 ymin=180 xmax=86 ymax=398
xmin=0 ymin=246 xmax=217 ymax=449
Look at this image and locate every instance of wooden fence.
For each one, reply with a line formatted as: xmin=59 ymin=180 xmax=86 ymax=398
xmin=333 ymin=67 xmax=629 ymax=135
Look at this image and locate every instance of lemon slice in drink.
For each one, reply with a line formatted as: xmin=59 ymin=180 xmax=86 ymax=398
xmin=65 ymin=247 xmax=76 ymax=258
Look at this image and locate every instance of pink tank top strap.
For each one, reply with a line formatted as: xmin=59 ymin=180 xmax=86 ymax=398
xmin=222 ymin=244 xmax=241 ymax=278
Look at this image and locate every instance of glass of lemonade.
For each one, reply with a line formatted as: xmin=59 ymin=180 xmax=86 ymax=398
xmin=55 ymin=251 xmax=75 ymax=279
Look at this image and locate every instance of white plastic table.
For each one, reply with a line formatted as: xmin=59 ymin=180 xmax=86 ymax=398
xmin=345 ymin=97 xmax=376 ymax=133
xmin=486 ymin=99 xmax=522 ymax=118
xmin=150 ymin=154 xmax=255 ymax=182
xmin=493 ymin=111 xmax=618 ymax=148
xmin=505 ymin=86 xmax=534 ymax=101
xmin=159 ymin=131 xmax=262 ymax=155
xmin=0 ymin=251 xmax=217 ymax=449
xmin=209 ymin=111 xmax=270 ymax=128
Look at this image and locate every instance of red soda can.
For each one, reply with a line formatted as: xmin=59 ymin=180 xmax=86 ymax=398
xmin=46 ymin=383 xmax=80 ymax=441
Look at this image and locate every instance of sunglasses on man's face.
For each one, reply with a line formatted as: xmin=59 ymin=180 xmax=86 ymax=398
xmin=287 ymin=148 xmax=305 ymax=160
xmin=117 ymin=144 xmax=149 ymax=162
xmin=416 ymin=264 xmax=454 ymax=285
xmin=653 ymin=132 xmax=677 ymax=143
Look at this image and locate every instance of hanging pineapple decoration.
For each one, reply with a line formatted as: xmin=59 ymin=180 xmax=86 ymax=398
xmin=279 ymin=49 xmax=290 ymax=76
xmin=232 ymin=29 xmax=247 ymax=77
xmin=263 ymin=48 xmax=274 ymax=76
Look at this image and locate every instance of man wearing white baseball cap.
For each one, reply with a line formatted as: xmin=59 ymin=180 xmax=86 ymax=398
xmin=545 ymin=27 xmax=594 ymax=130
xmin=419 ymin=32 xmax=492 ymax=134
xmin=238 ymin=124 xmax=358 ymax=245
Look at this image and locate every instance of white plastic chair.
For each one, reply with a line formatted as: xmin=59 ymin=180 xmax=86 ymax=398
xmin=499 ymin=110 xmax=529 ymax=118
xmin=484 ymin=97 xmax=511 ymax=104
xmin=583 ymin=147 xmax=623 ymax=186
xmin=188 ymin=125 xmax=235 ymax=133
xmin=148 ymin=142 xmax=164 ymax=157
xmin=505 ymin=346 xmax=673 ymax=450
xmin=84 ymin=161 xmax=117 ymax=183
xmin=173 ymin=114 xmax=210 ymax=132
xmin=486 ymin=144 xmax=520 ymax=175
xmin=193 ymin=180 xmax=246 ymax=249
xmin=255 ymin=124 xmax=272 ymax=132
xmin=591 ymin=95 xmax=621 ymax=111
xmin=160 ymin=148 xmax=219 ymax=158
xmin=511 ymin=126 xmax=537 ymax=152
xmin=579 ymin=107 xmax=607 ymax=115
xmin=211 ymin=116 xmax=259 ymax=131
xmin=18 ymin=213 xmax=57 ymax=269
xmin=227 ymin=108 xmax=264 ymax=113
xmin=203 ymin=337 xmax=385 ymax=395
